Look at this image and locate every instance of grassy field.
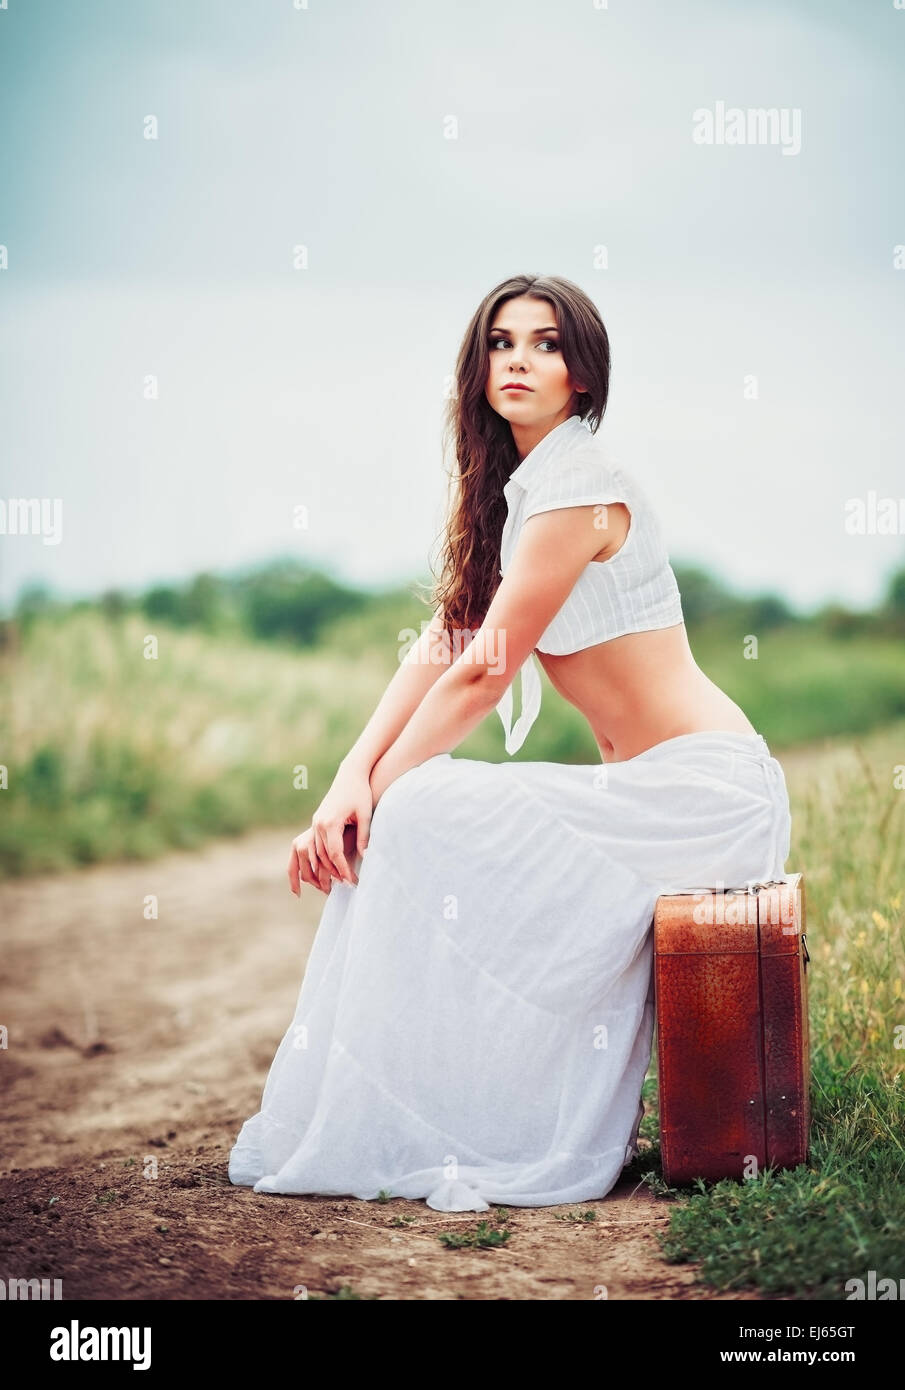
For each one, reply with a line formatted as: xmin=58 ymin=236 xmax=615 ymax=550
xmin=627 ymin=717 xmax=905 ymax=1299
xmin=2 ymin=604 xmax=904 ymax=878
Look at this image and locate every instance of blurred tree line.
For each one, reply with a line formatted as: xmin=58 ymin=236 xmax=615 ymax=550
xmin=3 ymin=553 xmax=905 ymax=650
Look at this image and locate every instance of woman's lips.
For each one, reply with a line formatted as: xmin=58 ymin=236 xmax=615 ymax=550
xmin=502 ymin=385 xmax=532 ymax=392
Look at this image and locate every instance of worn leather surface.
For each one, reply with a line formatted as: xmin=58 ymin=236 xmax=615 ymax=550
xmin=654 ymin=874 xmax=809 ymax=1184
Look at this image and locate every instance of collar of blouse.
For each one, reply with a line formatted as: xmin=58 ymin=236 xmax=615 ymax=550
xmin=502 ymin=413 xmax=592 ymax=498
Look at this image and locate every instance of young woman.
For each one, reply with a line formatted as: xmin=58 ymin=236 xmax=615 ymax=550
xmin=228 ymin=274 xmax=792 ymax=1213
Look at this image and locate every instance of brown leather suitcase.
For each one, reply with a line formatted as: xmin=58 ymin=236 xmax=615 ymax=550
xmin=653 ymin=873 xmax=810 ymax=1185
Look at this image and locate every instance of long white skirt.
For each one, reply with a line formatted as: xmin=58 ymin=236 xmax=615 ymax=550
xmin=228 ymin=730 xmax=792 ymax=1211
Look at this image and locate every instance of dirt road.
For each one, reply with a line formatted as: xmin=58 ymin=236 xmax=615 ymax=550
xmin=0 ymin=825 xmax=766 ymax=1301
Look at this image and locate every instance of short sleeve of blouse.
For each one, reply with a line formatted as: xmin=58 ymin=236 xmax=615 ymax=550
xmin=523 ymin=451 xmax=627 ymax=521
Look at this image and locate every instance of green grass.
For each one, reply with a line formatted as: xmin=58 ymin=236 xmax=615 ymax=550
xmin=0 ymin=609 xmax=400 ymax=877
xmin=649 ymin=1070 xmax=905 ymax=1299
xmin=624 ymin=720 xmax=905 ymax=1299
xmin=438 ymin=1220 xmax=512 ymax=1250
xmin=2 ymin=605 xmax=904 ymax=878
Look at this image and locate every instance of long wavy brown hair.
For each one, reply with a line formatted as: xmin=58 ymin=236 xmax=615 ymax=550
xmin=425 ymin=274 xmax=611 ymax=641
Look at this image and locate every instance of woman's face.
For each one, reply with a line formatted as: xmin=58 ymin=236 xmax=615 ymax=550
xmin=484 ymin=295 xmax=586 ymax=431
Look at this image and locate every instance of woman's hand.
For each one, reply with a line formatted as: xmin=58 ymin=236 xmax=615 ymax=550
xmin=288 ymin=823 xmax=361 ymax=897
xmin=288 ymin=761 xmax=374 ymax=894
xmin=288 ymin=825 xmax=332 ymax=896
xmin=312 ymin=762 xmax=374 ymax=884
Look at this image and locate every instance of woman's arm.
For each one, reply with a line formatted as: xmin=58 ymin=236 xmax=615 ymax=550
xmin=369 ymin=502 xmax=612 ymax=805
xmin=294 ymin=611 xmax=466 ymax=890
xmin=339 ymin=610 xmax=466 ymax=777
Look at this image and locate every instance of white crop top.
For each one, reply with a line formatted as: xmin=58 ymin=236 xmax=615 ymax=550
xmin=494 ymin=413 xmax=684 ymax=754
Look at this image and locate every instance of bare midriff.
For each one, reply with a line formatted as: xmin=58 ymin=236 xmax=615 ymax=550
xmin=534 ymin=622 xmax=757 ymax=764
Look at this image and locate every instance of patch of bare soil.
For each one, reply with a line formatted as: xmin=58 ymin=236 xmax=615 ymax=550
xmin=0 ymin=828 xmax=765 ymax=1300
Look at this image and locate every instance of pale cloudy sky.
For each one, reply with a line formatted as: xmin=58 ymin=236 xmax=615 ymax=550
xmin=1 ymin=0 xmax=903 ymax=614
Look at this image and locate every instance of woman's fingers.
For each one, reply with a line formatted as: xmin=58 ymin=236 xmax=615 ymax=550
xmin=314 ymin=824 xmax=345 ymax=882
xmin=292 ymin=813 xmax=368 ymax=895
xmin=307 ymin=842 xmax=332 ymax=894
xmin=315 ymin=822 xmax=357 ymax=885
xmin=288 ymin=834 xmax=330 ymax=896
xmin=326 ymin=824 xmax=357 ymax=885
xmin=356 ymin=803 xmax=372 ymax=856
xmin=287 ymin=844 xmax=301 ymax=895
